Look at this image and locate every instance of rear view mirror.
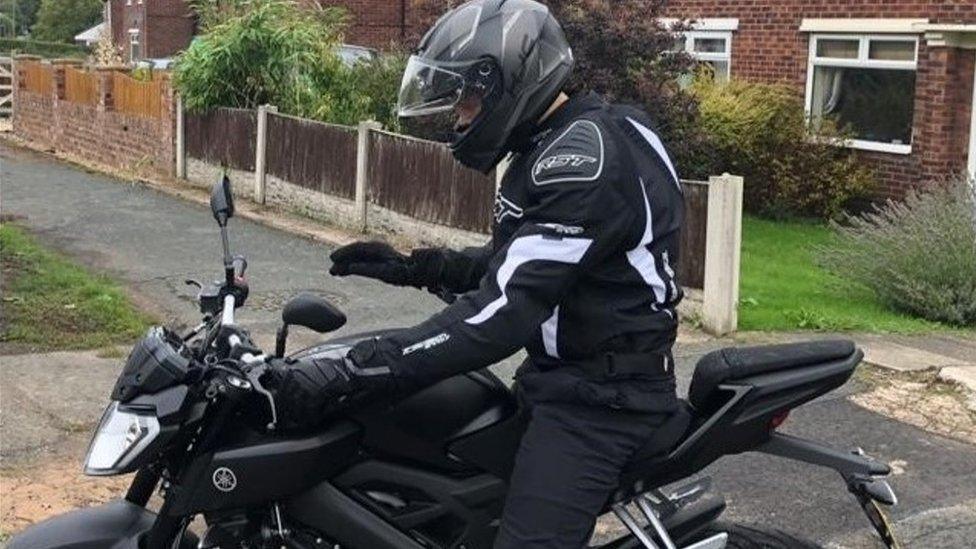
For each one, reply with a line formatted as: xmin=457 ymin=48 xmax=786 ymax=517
xmin=282 ymin=293 xmax=347 ymax=334
xmin=210 ymin=175 xmax=235 ymax=226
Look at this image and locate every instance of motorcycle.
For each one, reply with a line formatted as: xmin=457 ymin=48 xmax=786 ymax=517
xmin=9 ymin=176 xmax=903 ymax=549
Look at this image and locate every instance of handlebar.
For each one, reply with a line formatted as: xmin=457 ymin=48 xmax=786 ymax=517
xmin=221 ymin=294 xmax=237 ymax=327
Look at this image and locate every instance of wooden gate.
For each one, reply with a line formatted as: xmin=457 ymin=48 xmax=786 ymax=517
xmin=0 ymin=57 xmax=12 ymax=118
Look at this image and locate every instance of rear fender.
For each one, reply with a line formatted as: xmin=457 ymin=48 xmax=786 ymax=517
xmin=7 ymin=500 xmax=197 ymax=549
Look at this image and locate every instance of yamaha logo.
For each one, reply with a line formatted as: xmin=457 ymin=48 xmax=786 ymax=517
xmin=212 ymin=467 xmax=237 ymax=492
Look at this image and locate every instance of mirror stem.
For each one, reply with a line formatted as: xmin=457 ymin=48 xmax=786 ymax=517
xmin=275 ymin=324 xmax=289 ymax=358
xmin=219 ymin=226 xmax=234 ymax=285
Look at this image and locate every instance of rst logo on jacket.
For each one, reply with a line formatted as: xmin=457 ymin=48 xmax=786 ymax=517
xmin=531 ymin=120 xmax=605 ymax=186
xmin=534 ymin=154 xmax=598 ymax=174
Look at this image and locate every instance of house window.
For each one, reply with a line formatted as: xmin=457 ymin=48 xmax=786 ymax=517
xmin=674 ymin=31 xmax=733 ymax=84
xmin=806 ymin=34 xmax=918 ymax=154
xmin=129 ymin=29 xmax=141 ymax=61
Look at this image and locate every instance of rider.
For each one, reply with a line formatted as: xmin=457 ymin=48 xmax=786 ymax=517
xmin=265 ymin=0 xmax=685 ymax=546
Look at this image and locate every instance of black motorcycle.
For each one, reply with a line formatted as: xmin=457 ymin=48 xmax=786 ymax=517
xmin=10 ymin=177 xmax=903 ymax=549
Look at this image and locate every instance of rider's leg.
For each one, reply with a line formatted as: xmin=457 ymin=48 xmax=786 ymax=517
xmin=494 ymin=400 xmax=666 ymax=549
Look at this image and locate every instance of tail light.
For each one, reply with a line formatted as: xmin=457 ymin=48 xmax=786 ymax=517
xmin=769 ymin=409 xmax=791 ymax=430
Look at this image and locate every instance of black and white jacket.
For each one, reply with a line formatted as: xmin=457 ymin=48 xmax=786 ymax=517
xmin=349 ymin=93 xmax=685 ymax=412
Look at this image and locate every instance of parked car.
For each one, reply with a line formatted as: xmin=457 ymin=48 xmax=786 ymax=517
xmin=339 ymin=44 xmax=377 ymax=67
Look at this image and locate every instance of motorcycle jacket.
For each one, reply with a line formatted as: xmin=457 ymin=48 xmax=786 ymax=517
xmin=348 ymin=92 xmax=685 ymax=412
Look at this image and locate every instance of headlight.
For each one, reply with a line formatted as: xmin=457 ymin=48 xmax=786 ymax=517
xmin=84 ymin=402 xmax=160 ymax=476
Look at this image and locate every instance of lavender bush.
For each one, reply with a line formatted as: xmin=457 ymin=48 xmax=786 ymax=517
xmin=818 ymin=177 xmax=976 ymax=326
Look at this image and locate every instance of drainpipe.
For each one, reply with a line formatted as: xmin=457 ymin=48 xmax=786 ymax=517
xmin=400 ymin=0 xmax=407 ymax=42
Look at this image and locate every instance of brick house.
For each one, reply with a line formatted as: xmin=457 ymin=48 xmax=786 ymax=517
xmin=661 ymin=1 xmax=976 ymax=197
xmin=101 ymin=1 xmax=417 ymax=62
xmin=104 ymin=0 xmax=196 ymax=62
xmin=318 ymin=0 xmax=417 ymax=48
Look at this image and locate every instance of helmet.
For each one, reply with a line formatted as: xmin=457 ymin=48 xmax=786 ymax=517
xmin=397 ymin=0 xmax=574 ymax=173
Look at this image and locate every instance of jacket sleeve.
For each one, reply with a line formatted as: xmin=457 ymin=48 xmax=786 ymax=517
xmin=348 ymin=135 xmax=638 ymax=391
xmin=427 ymin=243 xmax=494 ymax=295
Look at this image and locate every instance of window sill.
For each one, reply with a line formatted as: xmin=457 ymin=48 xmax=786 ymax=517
xmin=844 ymin=139 xmax=912 ymax=155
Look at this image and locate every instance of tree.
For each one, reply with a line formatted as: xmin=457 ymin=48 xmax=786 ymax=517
xmin=546 ymin=0 xmax=713 ymax=177
xmin=0 ymin=0 xmax=42 ymax=38
xmin=31 ymin=0 xmax=101 ymax=43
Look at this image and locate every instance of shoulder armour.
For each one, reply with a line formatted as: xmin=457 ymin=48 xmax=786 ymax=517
xmin=531 ymin=119 xmax=605 ymax=186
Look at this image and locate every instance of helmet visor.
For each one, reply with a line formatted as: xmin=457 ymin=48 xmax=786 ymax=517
xmin=398 ymin=56 xmax=486 ymax=118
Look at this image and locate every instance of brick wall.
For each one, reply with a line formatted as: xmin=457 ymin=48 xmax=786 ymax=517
xmin=107 ymin=0 xmax=195 ymax=61
xmin=665 ymin=0 xmax=976 ymax=198
xmin=315 ymin=0 xmax=440 ymax=48
xmin=146 ymin=0 xmax=196 ymax=59
xmin=12 ymin=57 xmax=176 ymax=176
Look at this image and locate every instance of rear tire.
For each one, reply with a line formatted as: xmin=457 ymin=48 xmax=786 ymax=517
xmin=700 ymin=522 xmax=822 ymax=549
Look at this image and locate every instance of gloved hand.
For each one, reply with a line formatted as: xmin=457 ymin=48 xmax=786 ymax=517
xmin=329 ymin=241 xmax=444 ymax=289
xmin=260 ymin=357 xmax=360 ymax=431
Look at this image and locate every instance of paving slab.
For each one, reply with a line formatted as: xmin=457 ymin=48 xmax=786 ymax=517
xmin=861 ymin=341 xmax=968 ymax=372
xmin=0 ymin=351 xmax=123 ymax=463
xmin=939 ymin=366 xmax=976 ymax=412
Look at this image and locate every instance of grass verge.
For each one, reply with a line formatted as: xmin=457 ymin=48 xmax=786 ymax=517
xmin=738 ymin=216 xmax=962 ymax=333
xmin=0 ymin=224 xmax=154 ymax=352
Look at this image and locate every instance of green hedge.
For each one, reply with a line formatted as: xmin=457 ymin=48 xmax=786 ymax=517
xmin=0 ymin=38 xmax=89 ymax=59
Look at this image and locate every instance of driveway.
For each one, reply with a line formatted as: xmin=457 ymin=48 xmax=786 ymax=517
xmin=2 ymin=142 xmax=975 ymax=546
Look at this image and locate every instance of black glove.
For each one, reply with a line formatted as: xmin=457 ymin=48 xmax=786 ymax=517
xmin=329 ymin=241 xmax=444 ymax=290
xmin=261 ymin=356 xmax=394 ymax=431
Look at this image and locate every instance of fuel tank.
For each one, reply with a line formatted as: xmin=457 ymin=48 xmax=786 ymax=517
xmin=294 ymin=331 xmax=518 ymax=473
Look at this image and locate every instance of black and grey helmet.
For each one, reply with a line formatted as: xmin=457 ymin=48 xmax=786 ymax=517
xmin=397 ymin=0 xmax=574 ymax=173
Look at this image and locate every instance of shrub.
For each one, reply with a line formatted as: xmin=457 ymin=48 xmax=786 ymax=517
xmin=818 ymin=178 xmax=976 ymax=326
xmin=693 ymin=76 xmax=873 ymax=219
xmin=346 ymin=51 xmax=408 ymax=132
xmin=0 ymin=38 xmax=88 ymax=58
xmin=174 ymin=0 xmax=347 ymax=113
xmin=175 ymin=0 xmax=404 ymax=130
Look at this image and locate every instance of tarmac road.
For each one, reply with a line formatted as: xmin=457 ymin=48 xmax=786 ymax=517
xmin=3 ymin=142 xmax=975 ymax=547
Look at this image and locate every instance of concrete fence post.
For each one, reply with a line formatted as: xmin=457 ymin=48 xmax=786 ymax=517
xmin=356 ymin=120 xmax=383 ymax=233
xmin=701 ymin=173 xmax=744 ymax=336
xmin=254 ymin=104 xmax=277 ymax=204
xmin=175 ymin=95 xmax=186 ymax=179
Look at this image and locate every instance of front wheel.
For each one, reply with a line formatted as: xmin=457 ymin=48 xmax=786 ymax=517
xmin=699 ymin=522 xmax=821 ymax=549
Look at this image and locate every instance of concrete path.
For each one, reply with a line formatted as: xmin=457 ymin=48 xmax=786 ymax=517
xmin=3 ymin=142 xmax=976 ymax=546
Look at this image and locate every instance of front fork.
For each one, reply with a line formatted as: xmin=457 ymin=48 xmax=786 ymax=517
xmin=759 ymin=433 xmax=901 ymax=549
xmin=123 ymin=467 xmax=190 ymax=549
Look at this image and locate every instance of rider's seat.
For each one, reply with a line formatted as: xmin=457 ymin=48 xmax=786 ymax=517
xmin=630 ymin=340 xmax=857 ymax=460
xmin=689 ymin=339 xmax=857 ymax=414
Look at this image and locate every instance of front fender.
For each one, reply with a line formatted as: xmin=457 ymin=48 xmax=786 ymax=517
xmin=7 ymin=499 xmax=197 ymax=549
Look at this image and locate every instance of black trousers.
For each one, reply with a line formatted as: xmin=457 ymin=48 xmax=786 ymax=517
xmin=493 ymin=395 xmax=669 ymax=548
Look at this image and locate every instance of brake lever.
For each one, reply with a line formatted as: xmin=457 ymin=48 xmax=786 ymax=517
xmin=244 ymin=363 xmax=278 ymax=431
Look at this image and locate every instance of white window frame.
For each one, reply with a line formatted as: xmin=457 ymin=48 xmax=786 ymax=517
xmin=128 ymin=28 xmax=141 ymax=61
xmin=804 ymin=33 xmax=919 ymax=155
xmin=686 ymin=31 xmax=733 ymax=80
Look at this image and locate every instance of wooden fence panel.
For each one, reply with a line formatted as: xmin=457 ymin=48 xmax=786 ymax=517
xmin=112 ymin=72 xmax=163 ymax=118
xmin=64 ymin=67 xmax=99 ymax=105
xmin=266 ymin=113 xmax=358 ymax=199
xmin=678 ymin=181 xmax=708 ymax=290
xmin=368 ymin=131 xmax=496 ymax=233
xmin=186 ymin=108 xmax=258 ymax=172
xmin=0 ymin=57 xmax=11 ymax=116
xmin=21 ymin=62 xmax=52 ymax=95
